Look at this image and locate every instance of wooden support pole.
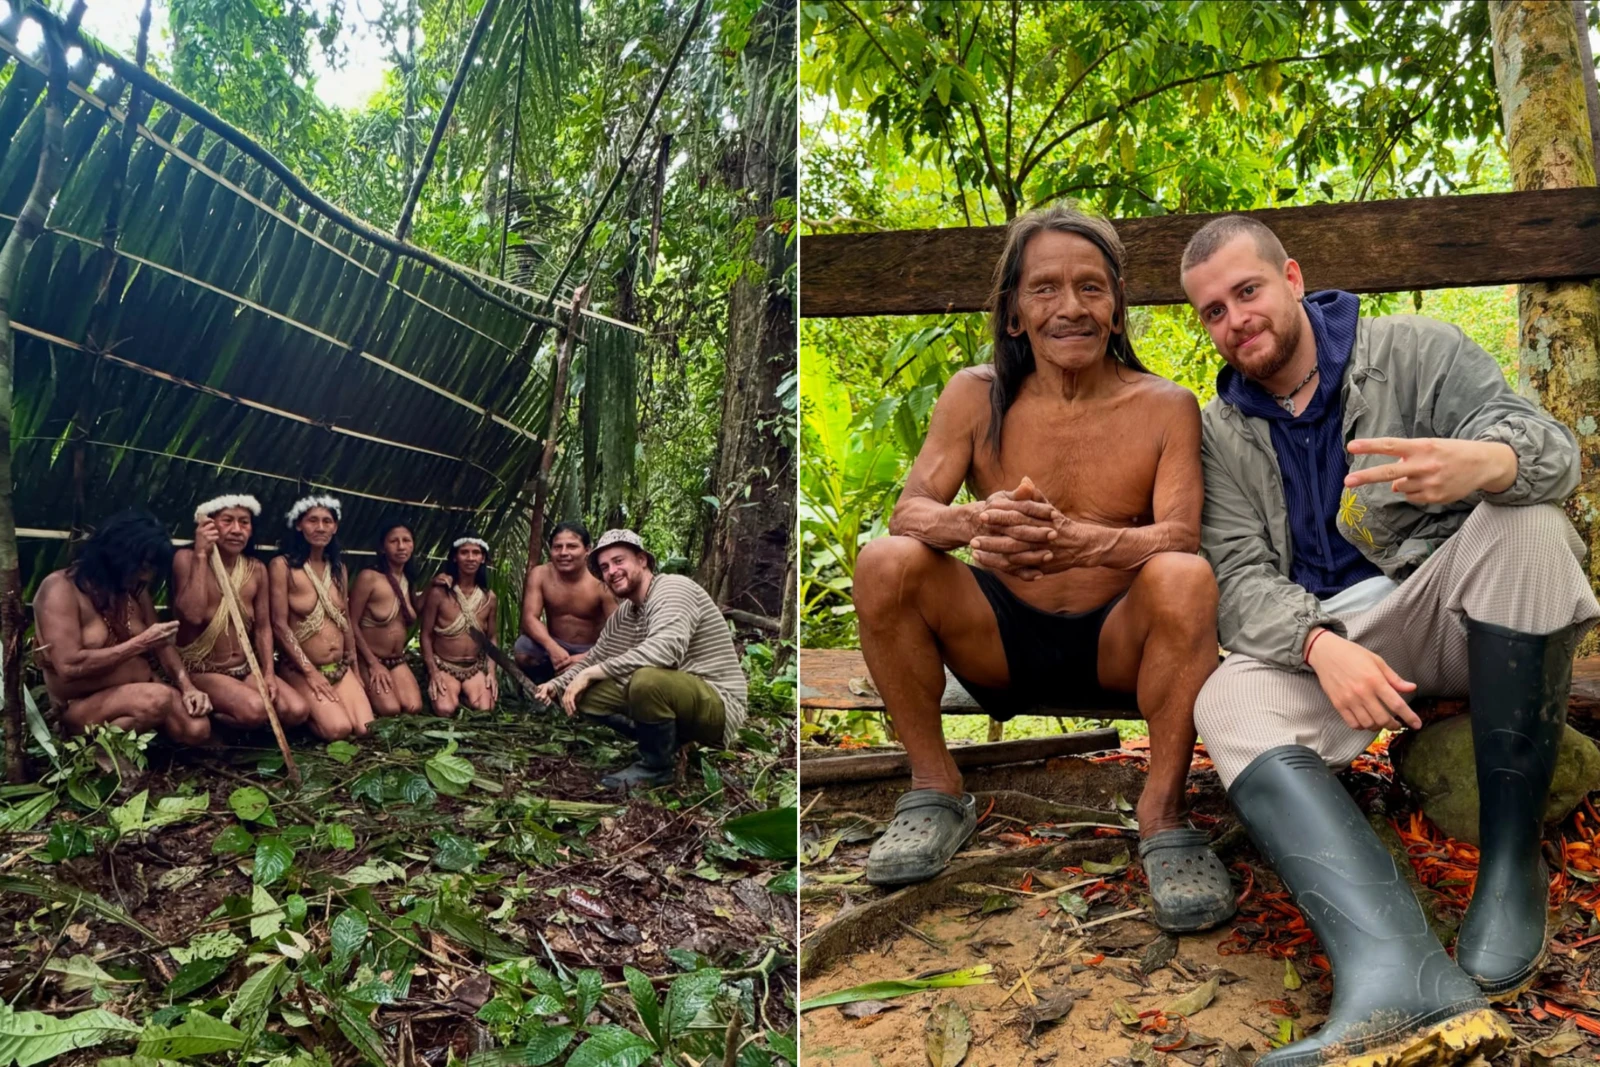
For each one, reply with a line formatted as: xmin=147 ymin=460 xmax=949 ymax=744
xmin=525 ymin=284 xmax=590 ymax=564
xmin=799 ymin=728 xmax=1122 ymax=787
xmin=499 ymin=0 xmax=530 ymax=279
xmin=207 ymin=550 xmax=300 ymax=787
xmin=1 ymin=3 xmax=76 ymax=782
xmin=395 ymin=0 xmax=501 ymax=243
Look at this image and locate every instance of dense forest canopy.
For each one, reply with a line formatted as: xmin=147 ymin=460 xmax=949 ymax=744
xmin=798 ymin=0 xmax=1581 ymax=648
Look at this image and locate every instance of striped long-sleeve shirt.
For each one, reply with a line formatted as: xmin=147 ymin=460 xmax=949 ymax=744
xmin=551 ymin=574 xmax=748 ymax=746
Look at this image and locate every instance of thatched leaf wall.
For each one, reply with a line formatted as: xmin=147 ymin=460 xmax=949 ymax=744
xmin=0 ymin=17 xmax=637 ymax=601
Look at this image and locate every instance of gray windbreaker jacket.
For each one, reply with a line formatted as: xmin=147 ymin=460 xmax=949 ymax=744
xmin=1200 ymin=313 xmax=1578 ymax=671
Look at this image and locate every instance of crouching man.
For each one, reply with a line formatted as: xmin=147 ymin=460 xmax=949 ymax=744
xmin=1184 ymin=215 xmax=1599 ymax=1066
xmin=34 ymin=509 xmax=214 ymax=746
xmin=850 ymin=205 xmax=1230 ymax=932
xmin=535 ymin=530 xmax=747 ymax=790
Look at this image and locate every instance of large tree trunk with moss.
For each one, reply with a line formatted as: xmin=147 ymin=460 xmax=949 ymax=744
xmin=2 ymin=14 xmax=72 ymax=782
xmin=1490 ymin=1 xmax=1600 ymax=592
xmin=697 ymin=0 xmax=796 ymax=621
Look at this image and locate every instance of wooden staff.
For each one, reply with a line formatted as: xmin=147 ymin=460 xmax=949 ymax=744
xmin=209 ymin=549 xmax=301 ymax=787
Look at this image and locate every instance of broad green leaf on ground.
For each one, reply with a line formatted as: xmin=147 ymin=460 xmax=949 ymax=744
xmin=465 ymin=1024 xmax=576 ymax=1067
xmin=624 ymin=967 xmax=663 ymax=1047
xmin=253 ymin=837 xmax=294 ymax=884
xmin=665 ymin=969 xmax=722 ymax=1039
xmin=165 ymin=955 xmax=233 ymax=999
xmin=431 ymin=904 xmax=525 ymax=961
xmin=328 ymin=996 xmax=386 ymax=1065
xmin=722 ymin=807 xmax=798 ymax=860
xmin=43 ymin=955 xmax=125 ymax=993
xmin=211 ymin=825 xmax=254 ymax=855
xmin=250 ymin=885 xmax=285 ymax=940
xmin=321 ymin=823 xmax=356 ymax=850
xmin=330 ymin=908 xmax=368 ymax=974
xmin=339 ymin=860 xmax=407 ymax=885
xmin=0 ymin=875 xmax=159 ymax=941
xmin=425 ymin=741 xmax=477 ymax=796
xmin=227 ymin=787 xmax=273 ymax=825
xmin=766 ymin=1031 xmax=798 ymax=1063
xmin=135 ymin=1011 xmax=245 ymax=1059
xmin=799 ymin=966 xmax=994 ymax=1012
xmin=0 ymin=1004 xmax=141 ymax=1066
xmin=1166 ymin=976 xmax=1220 ymax=1017
xmin=169 ymin=932 xmax=245 ymax=966
xmin=564 ymin=1026 xmax=656 ymax=1067
xmin=325 ymin=740 xmax=359 ymax=764
xmin=768 ymin=868 xmax=797 ymax=896
xmin=222 ymin=959 xmax=287 ymax=1026
xmin=110 ymin=793 xmax=209 ymax=837
xmin=574 ymin=969 xmax=604 ymax=1025
xmin=1081 ymin=850 xmax=1130 ymax=875
xmin=431 ymin=831 xmax=481 ymax=871
xmin=0 ymin=790 xmax=55 ymax=833
xmin=924 ymin=1000 xmax=970 ymax=1067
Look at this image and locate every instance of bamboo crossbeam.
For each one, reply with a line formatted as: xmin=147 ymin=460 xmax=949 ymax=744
xmin=0 ymin=34 xmax=526 ymax=358
xmin=10 ymin=321 xmax=498 ymax=472
xmin=22 ymin=7 xmax=568 ymax=335
xmin=3 ymin=218 xmax=541 ymax=442
xmin=15 ymin=437 xmax=479 ymax=513
xmin=207 ymin=547 xmax=300 ymax=787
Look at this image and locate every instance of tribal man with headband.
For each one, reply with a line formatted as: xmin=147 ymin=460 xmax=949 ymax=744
xmin=350 ymin=522 xmax=424 ymax=716
xmin=421 ymin=536 xmax=499 ymax=716
xmin=173 ymin=494 xmax=310 ymax=732
xmin=270 ymin=496 xmax=374 ymax=740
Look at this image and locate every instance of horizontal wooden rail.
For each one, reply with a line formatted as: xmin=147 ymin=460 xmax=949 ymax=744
xmin=799 ymin=187 xmax=1600 ymax=317
xmin=800 ymin=729 xmax=1123 ymax=786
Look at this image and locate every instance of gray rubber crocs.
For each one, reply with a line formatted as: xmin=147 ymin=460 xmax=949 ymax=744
xmin=1138 ymin=827 xmax=1236 ymax=932
xmin=864 ymin=790 xmax=978 ymax=886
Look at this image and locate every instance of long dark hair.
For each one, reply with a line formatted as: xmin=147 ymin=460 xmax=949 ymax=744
xmin=442 ymin=535 xmax=492 ymax=585
xmin=282 ymin=512 xmax=344 ymax=592
xmin=371 ymin=520 xmax=418 ymax=584
xmin=72 ymin=509 xmax=174 ymax=612
xmin=986 ymin=204 xmax=1149 ymax=456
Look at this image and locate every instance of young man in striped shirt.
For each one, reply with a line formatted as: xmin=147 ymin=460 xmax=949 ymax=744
xmin=535 ymin=529 xmax=748 ymax=789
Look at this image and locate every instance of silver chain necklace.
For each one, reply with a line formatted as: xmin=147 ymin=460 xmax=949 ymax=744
xmin=1269 ymin=365 xmax=1319 ymax=414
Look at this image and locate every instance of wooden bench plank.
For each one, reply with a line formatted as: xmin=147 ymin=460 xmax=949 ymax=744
xmin=800 ymin=729 xmax=1124 ymax=786
xmin=800 ymin=647 xmax=1128 ymax=718
xmin=800 ymin=187 xmax=1600 ymax=317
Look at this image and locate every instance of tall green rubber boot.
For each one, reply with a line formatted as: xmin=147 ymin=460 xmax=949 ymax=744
xmin=1230 ymin=745 xmax=1509 ymax=1067
xmin=1455 ymin=618 xmax=1584 ymax=1002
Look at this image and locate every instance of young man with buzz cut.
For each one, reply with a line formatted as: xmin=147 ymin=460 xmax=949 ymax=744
xmin=1183 ymin=214 xmax=1598 ymax=1067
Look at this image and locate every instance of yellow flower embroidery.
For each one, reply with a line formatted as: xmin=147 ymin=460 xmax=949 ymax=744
xmin=1339 ymin=489 xmax=1375 ymax=546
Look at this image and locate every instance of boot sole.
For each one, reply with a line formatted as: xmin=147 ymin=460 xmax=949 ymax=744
xmin=1330 ymin=1008 xmax=1511 ymax=1067
xmin=1478 ymin=945 xmax=1545 ymax=1005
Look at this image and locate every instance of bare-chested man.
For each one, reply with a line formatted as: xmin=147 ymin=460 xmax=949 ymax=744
xmin=512 ymin=522 xmax=615 ymax=683
xmin=270 ymin=496 xmax=373 ymax=741
xmin=421 ymin=536 xmax=499 ymax=717
xmin=172 ymin=494 xmax=310 ymax=732
xmin=34 ymin=509 xmax=213 ymax=747
xmin=350 ymin=522 xmax=424 ymax=717
xmin=852 ymin=205 xmax=1232 ymax=932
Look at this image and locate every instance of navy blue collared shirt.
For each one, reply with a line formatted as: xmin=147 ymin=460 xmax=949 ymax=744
xmin=1216 ymin=290 xmax=1383 ymax=599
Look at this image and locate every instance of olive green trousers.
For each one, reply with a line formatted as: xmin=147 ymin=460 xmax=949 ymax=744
xmin=576 ymin=667 xmax=725 ymax=746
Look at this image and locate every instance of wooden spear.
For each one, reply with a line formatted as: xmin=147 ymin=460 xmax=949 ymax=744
xmin=208 ymin=549 xmax=300 ymax=787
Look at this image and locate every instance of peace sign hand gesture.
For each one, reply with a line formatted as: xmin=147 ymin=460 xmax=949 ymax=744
xmin=1344 ymin=437 xmax=1517 ymax=506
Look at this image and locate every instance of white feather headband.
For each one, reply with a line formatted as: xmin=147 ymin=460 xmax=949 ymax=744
xmin=286 ymin=495 xmax=342 ymax=527
xmin=452 ymin=537 xmax=490 ymax=553
xmin=193 ymin=494 xmax=261 ymax=523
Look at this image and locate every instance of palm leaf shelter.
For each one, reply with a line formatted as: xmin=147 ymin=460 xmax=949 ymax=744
xmin=0 ymin=1 xmax=700 ymax=773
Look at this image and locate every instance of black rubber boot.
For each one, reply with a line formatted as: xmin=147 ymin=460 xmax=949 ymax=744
xmin=1231 ymin=746 xmax=1509 ymax=1067
xmin=590 ymin=712 xmax=639 ymax=741
xmin=1455 ymin=618 xmax=1583 ymax=1002
xmin=600 ymin=721 xmax=676 ymax=790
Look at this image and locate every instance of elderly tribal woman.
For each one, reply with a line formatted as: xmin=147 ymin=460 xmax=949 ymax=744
xmin=173 ymin=494 xmax=310 ymax=732
xmin=421 ymin=536 xmax=499 ymax=716
xmin=350 ymin=521 xmax=424 ymax=717
xmin=270 ymin=496 xmax=373 ymax=740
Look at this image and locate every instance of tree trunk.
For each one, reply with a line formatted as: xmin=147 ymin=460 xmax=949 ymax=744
xmin=1574 ymin=1 xmax=1600 ymax=177
xmin=696 ymin=0 xmax=796 ymax=621
xmin=2 ymin=11 xmax=72 ymax=782
xmin=1490 ymin=1 xmax=1600 ymax=598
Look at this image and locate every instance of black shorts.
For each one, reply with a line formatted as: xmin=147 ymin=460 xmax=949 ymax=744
xmin=950 ymin=564 xmax=1141 ymax=722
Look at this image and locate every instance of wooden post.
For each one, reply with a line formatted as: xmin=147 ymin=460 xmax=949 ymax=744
xmin=1574 ymin=1 xmax=1600 ymax=177
xmin=525 ymin=284 xmax=590 ymax=564
xmin=1490 ymin=2 xmax=1600 ymax=593
xmin=0 ymin=6 xmax=75 ymax=782
xmin=208 ymin=550 xmax=300 ymax=787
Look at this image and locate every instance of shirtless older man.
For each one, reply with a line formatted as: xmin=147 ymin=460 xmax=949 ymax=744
xmin=852 ymin=205 xmax=1231 ymax=932
xmin=34 ymin=509 xmax=213 ymax=746
xmin=172 ymin=494 xmax=311 ymax=733
xmin=513 ymin=522 xmax=615 ymax=683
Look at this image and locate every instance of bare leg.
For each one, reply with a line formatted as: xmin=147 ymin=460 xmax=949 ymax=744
xmin=431 ymin=671 xmax=463 ymax=717
xmin=364 ymin=664 xmax=405 ymax=718
xmin=460 ymin=671 xmax=495 ymax=711
xmin=64 ymin=682 xmax=211 ymax=747
xmin=191 ymin=673 xmax=270 ymax=730
xmin=387 ymin=664 xmax=423 ymax=715
xmin=335 ymin=672 xmax=374 ymax=736
xmin=284 ymin=672 xmax=355 ymax=741
xmin=1097 ymin=553 xmax=1220 ymax=837
xmin=270 ymin=680 xmax=312 ymax=729
xmin=853 ymin=537 xmax=1009 ymax=797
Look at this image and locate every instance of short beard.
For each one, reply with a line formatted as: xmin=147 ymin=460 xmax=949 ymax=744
xmin=1236 ymin=312 xmax=1303 ymax=384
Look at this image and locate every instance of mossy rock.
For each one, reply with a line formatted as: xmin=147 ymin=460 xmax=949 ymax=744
xmin=1394 ymin=716 xmax=1600 ymax=845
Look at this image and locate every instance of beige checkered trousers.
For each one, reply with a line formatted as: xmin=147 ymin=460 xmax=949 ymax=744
xmin=1195 ymin=503 xmax=1600 ymax=787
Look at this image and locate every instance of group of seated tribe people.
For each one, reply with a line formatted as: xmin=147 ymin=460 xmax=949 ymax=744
xmin=855 ymin=205 xmax=1594 ymax=1066
xmin=34 ymin=496 xmax=747 ymax=790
